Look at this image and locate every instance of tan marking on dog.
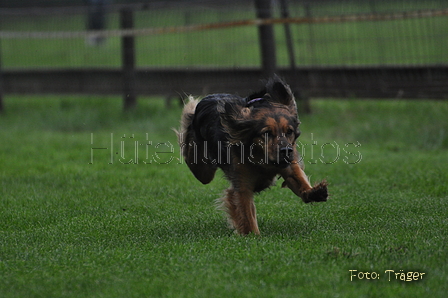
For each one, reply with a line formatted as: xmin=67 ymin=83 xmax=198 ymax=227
xmin=252 ymin=109 xmax=269 ymax=121
xmin=278 ymin=116 xmax=291 ymax=133
xmin=264 ymin=117 xmax=278 ymax=135
xmin=279 ymin=116 xmax=289 ymax=126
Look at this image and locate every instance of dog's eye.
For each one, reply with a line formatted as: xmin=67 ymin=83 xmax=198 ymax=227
xmin=260 ymin=129 xmax=272 ymax=137
xmin=261 ymin=131 xmax=271 ymax=138
xmin=286 ymin=128 xmax=294 ymax=136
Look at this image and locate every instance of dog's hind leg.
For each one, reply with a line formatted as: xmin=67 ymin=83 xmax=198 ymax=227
xmin=176 ymin=97 xmax=217 ymax=184
xmin=181 ymin=136 xmax=217 ymax=184
xmin=222 ymin=188 xmax=260 ymax=235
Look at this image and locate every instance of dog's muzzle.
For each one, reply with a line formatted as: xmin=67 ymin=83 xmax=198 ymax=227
xmin=276 ymin=146 xmax=294 ymax=167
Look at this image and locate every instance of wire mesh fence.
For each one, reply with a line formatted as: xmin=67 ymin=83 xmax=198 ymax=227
xmin=1 ymin=0 xmax=448 ymax=109
xmin=1 ymin=0 xmax=447 ymax=69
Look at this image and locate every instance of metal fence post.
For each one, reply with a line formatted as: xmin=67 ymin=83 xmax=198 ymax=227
xmin=255 ymin=0 xmax=277 ymax=78
xmin=279 ymin=0 xmax=311 ymax=113
xmin=120 ymin=7 xmax=136 ymax=110
xmin=0 ymin=39 xmax=4 ymax=113
xmin=304 ymin=3 xmax=316 ymax=65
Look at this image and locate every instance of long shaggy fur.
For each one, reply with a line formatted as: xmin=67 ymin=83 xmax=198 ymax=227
xmin=177 ymin=76 xmax=328 ymax=235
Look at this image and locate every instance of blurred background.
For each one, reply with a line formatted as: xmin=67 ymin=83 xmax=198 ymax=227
xmin=0 ymin=0 xmax=447 ymax=111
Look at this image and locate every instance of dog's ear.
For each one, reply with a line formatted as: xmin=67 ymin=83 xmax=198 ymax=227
xmin=265 ymin=76 xmax=297 ymax=112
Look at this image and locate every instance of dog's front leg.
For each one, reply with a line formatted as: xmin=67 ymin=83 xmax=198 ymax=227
xmin=224 ymin=187 xmax=260 ymax=235
xmin=280 ymin=162 xmax=328 ymax=203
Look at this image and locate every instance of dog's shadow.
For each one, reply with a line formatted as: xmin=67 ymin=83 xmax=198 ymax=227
xmin=257 ymin=217 xmax=324 ymax=239
xmin=145 ymin=215 xmax=323 ymax=241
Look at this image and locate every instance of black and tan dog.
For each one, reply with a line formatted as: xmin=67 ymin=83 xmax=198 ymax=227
xmin=177 ymin=77 xmax=328 ymax=235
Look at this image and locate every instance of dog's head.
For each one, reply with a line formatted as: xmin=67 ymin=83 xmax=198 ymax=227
xmin=220 ymin=77 xmax=300 ymax=168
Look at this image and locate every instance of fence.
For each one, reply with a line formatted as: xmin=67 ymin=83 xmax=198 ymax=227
xmin=0 ymin=0 xmax=448 ymax=112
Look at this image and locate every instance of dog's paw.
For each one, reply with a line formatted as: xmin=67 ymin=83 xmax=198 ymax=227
xmin=302 ymin=181 xmax=328 ymax=203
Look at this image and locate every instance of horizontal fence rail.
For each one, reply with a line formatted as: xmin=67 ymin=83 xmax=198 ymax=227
xmin=3 ymin=66 xmax=447 ymax=99
xmin=1 ymin=8 xmax=447 ymax=39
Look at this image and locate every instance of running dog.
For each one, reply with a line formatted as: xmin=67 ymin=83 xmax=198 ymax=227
xmin=177 ymin=76 xmax=328 ymax=235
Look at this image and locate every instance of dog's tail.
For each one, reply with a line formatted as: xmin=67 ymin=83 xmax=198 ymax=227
xmin=176 ymin=96 xmax=218 ymax=184
xmin=176 ymin=96 xmax=198 ymax=145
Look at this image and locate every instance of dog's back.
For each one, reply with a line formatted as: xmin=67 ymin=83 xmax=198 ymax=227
xmin=192 ymin=94 xmax=241 ymax=143
xmin=178 ymin=94 xmax=244 ymax=184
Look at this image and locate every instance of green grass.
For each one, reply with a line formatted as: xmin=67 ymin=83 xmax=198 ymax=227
xmin=0 ymin=96 xmax=447 ymax=297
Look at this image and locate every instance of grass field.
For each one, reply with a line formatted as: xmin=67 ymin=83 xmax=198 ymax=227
xmin=0 ymin=96 xmax=447 ymax=297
